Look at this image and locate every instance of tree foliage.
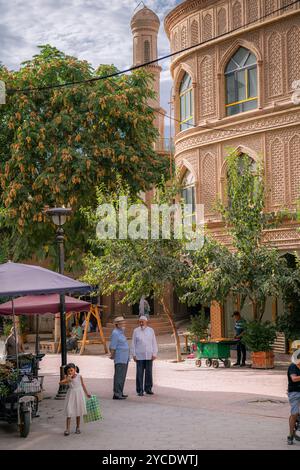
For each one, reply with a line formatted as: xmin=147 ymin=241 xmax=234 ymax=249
xmin=182 ymin=150 xmax=300 ymax=321
xmin=83 ymin=177 xmax=190 ymax=361
xmin=187 ymin=311 xmax=210 ymax=342
xmin=242 ymin=320 xmax=277 ymax=352
xmin=0 ymin=45 xmax=169 ymax=271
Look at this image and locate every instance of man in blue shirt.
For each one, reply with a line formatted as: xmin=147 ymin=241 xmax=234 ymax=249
xmin=232 ymin=311 xmax=247 ymax=367
xmin=109 ymin=316 xmax=130 ymax=400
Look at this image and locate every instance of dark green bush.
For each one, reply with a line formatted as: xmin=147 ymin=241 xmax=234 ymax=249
xmin=242 ymin=320 xmax=277 ymax=352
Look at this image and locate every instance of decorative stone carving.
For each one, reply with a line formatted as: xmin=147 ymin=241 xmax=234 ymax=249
xmin=144 ymin=40 xmax=150 ymax=62
xmin=202 ymin=152 xmax=217 ymax=214
xmin=177 ymin=151 xmax=198 ymax=178
xmin=269 ymin=136 xmax=285 ymax=206
xmin=217 ymin=8 xmax=227 ymax=35
xmin=166 ymin=0 xmax=300 ymax=249
xmin=232 ymin=1 xmax=242 ymax=29
xmin=175 ymin=110 xmax=300 ymax=154
xmin=289 ymin=134 xmax=300 ymax=203
xmin=268 ymin=32 xmax=283 ymax=97
xmin=263 ymin=227 xmax=300 ymax=245
xmin=174 ymin=31 xmax=179 ymax=52
xmin=287 ymin=26 xmax=300 ymax=90
xmin=282 ymin=0 xmax=295 ymax=11
xmin=246 ymin=0 xmax=259 ymax=23
xmin=203 ymin=12 xmax=213 ymax=41
xmin=265 ymin=0 xmax=276 ymax=16
xmin=219 ymin=31 xmax=261 ymax=64
xmin=200 ymin=54 xmax=215 ymax=116
xmin=181 ymin=25 xmax=187 ymax=48
xmin=165 ymin=0 xmax=300 ymax=39
xmin=191 ymin=19 xmax=199 ymax=45
xmin=222 ymin=135 xmax=263 ymax=156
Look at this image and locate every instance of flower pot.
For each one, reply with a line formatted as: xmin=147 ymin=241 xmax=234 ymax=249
xmin=251 ymin=351 xmax=274 ymax=369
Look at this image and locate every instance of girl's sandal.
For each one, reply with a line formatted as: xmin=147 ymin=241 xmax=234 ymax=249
xmin=75 ymin=428 xmax=81 ymax=434
xmin=64 ymin=430 xmax=70 ymax=436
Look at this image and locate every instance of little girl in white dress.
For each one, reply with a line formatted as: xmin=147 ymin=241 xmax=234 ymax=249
xmin=60 ymin=363 xmax=91 ymax=435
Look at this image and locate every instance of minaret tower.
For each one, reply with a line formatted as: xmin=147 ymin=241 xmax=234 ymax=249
xmin=131 ymin=5 xmax=165 ymax=148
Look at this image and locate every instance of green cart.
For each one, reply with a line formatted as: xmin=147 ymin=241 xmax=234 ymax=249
xmin=196 ymin=340 xmax=238 ymax=368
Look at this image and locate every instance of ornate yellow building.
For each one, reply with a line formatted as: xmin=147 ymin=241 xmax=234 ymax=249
xmin=164 ymin=0 xmax=300 ymax=336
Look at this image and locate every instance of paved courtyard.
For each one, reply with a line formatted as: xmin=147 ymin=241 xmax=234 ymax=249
xmin=0 ymin=343 xmax=297 ymax=451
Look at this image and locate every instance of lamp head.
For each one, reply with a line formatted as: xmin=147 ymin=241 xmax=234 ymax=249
xmin=45 ymin=207 xmax=72 ymax=226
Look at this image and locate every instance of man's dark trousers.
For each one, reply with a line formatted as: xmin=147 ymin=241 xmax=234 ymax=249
xmin=114 ymin=362 xmax=128 ymax=397
xmin=237 ymin=341 xmax=246 ymax=364
xmin=136 ymin=360 xmax=153 ymax=394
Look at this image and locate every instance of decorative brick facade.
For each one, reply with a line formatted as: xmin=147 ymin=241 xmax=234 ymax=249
xmin=165 ymin=0 xmax=300 ymax=334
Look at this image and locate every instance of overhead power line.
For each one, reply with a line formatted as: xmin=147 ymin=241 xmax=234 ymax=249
xmin=6 ymin=0 xmax=300 ymax=95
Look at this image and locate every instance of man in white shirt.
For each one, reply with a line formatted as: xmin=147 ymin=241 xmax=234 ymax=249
xmin=131 ymin=316 xmax=158 ymax=396
xmin=139 ymin=296 xmax=150 ymax=320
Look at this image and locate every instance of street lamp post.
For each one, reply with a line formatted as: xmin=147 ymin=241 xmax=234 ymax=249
xmin=45 ymin=207 xmax=72 ymax=399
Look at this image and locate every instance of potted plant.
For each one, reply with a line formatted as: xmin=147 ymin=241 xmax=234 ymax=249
xmin=187 ymin=311 xmax=210 ymax=364
xmin=242 ymin=320 xmax=277 ymax=369
xmin=187 ymin=311 xmax=210 ymax=343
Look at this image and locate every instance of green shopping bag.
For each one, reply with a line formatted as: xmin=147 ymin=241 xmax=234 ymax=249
xmin=84 ymin=395 xmax=102 ymax=423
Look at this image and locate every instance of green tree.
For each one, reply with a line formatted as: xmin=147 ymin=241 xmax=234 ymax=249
xmin=0 ymin=45 xmax=169 ymax=271
xmin=182 ymin=150 xmax=300 ymax=321
xmin=242 ymin=320 xmax=277 ymax=352
xmin=187 ymin=310 xmax=210 ymax=343
xmin=83 ymin=178 xmax=190 ymax=362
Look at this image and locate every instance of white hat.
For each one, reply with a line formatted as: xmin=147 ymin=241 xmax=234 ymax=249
xmin=114 ymin=316 xmax=125 ymax=324
xmin=139 ymin=316 xmax=148 ymax=321
xmin=292 ymin=349 xmax=300 ymax=365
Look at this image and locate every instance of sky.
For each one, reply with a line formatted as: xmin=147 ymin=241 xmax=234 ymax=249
xmin=0 ymin=0 xmax=183 ymax=135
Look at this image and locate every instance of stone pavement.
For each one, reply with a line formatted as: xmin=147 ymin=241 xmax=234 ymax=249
xmin=0 ymin=350 xmax=298 ymax=450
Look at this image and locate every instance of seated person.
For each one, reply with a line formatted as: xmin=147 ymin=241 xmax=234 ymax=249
xmin=5 ymin=326 xmax=24 ymax=356
xmin=66 ymin=323 xmax=83 ymax=351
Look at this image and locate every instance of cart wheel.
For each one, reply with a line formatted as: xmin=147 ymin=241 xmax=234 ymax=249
xmin=224 ymin=359 xmax=231 ymax=368
xmin=212 ymin=360 xmax=219 ymax=368
xmin=205 ymin=359 xmax=212 ymax=368
xmin=20 ymin=411 xmax=30 ymax=438
xmin=195 ymin=359 xmax=202 ymax=367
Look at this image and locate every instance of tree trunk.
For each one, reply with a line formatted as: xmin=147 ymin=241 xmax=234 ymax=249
xmin=252 ymin=300 xmax=258 ymax=320
xmin=160 ymin=297 xmax=182 ymax=362
xmin=240 ymin=294 xmax=247 ymax=311
xmin=258 ymin=299 xmax=266 ymax=323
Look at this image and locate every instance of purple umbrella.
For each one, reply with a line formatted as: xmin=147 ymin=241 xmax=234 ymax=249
xmin=0 ymin=294 xmax=90 ymax=315
xmin=0 ymin=262 xmax=91 ymax=369
xmin=0 ymin=262 xmax=90 ymax=297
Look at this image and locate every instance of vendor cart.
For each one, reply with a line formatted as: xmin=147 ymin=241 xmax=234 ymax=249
xmin=0 ymin=262 xmax=91 ymax=438
xmin=195 ymin=339 xmax=238 ymax=368
xmin=0 ymin=353 xmax=44 ymax=437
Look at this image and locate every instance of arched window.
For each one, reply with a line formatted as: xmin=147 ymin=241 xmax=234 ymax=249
xmin=179 ymin=73 xmax=193 ymax=131
xmin=144 ymin=41 xmax=150 ymax=63
xmin=181 ymin=170 xmax=196 ymax=222
xmin=225 ymin=47 xmax=258 ymax=116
